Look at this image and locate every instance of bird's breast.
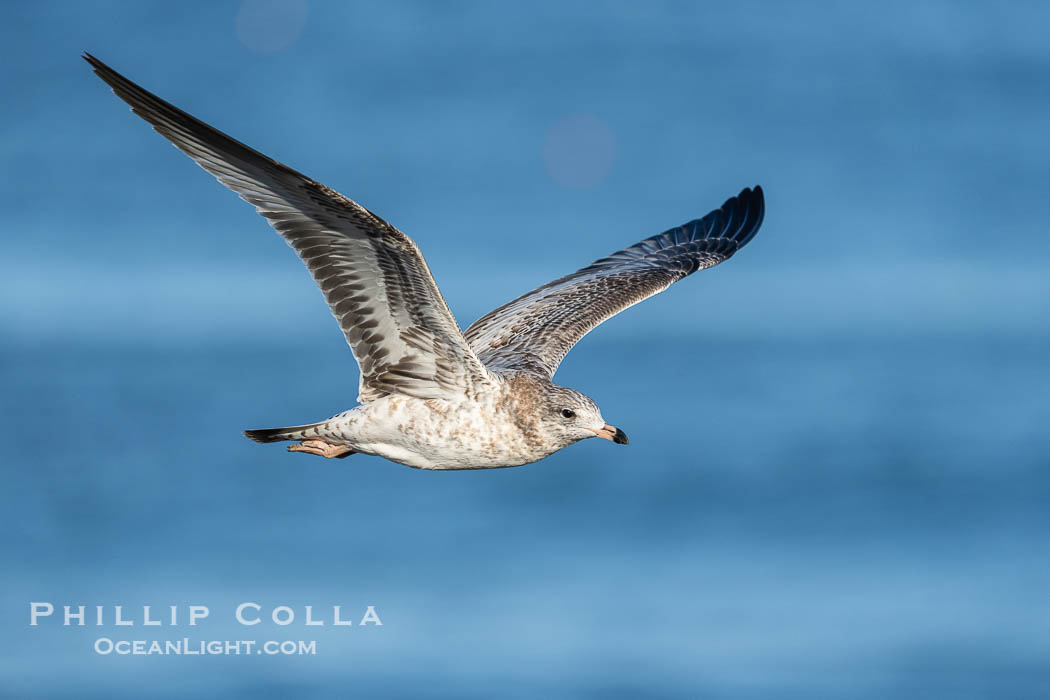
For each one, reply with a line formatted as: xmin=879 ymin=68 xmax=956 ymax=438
xmin=347 ymin=392 xmax=551 ymax=469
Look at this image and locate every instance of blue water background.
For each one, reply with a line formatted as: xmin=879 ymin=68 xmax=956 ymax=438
xmin=2 ymin=2 xmax=1049 ymax=697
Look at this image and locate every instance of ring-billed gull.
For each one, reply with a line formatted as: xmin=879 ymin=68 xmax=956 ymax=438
xmin=86 ymin=54 xmax=765 ymax=470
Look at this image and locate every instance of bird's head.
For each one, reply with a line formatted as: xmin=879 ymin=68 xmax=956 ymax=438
xmin=542 ymin=385 xmax=629 ymax=447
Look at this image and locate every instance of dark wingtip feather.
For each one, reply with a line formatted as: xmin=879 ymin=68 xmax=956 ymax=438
xmin=82 ymin=52 xmax=106 ymax=74
xmin=680 ymin=184 xmax=765 ymax=249
xmin=729 ymin=184 xmax=764 ymax=249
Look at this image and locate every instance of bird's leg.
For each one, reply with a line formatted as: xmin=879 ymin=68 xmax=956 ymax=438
xmin=288 ymin=439 xmax=354 ymax=459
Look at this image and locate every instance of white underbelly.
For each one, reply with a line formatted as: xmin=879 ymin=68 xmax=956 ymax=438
xmin=335 ymin=396 xmax=544 ymax=470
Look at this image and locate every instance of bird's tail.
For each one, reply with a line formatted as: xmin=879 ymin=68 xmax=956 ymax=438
xmin=243 ymin=421 xmax=328 ymax=443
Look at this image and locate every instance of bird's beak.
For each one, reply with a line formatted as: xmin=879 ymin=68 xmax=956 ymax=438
xmin=591 ymin=424 xmax=629 ymax=445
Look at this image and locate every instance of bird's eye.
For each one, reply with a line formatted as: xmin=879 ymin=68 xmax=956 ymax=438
xmin=561 ymin=408 xmax=575 ymax=419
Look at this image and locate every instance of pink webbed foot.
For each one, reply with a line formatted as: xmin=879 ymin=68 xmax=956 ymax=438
xmin=288 ymin=439 xmax=355 ymax=459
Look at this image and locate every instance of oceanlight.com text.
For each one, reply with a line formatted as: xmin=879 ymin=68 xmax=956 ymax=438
xmin=94 ymin=638 xmax=317 ymax=655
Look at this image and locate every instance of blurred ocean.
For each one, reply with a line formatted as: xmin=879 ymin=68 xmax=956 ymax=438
xmin=2 ymin=1 xmax=1049 ymax=698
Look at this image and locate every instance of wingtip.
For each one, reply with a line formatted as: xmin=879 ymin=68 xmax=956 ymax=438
xmin=738 ymin=184 xmax=764 ymax=209
xmin=82 ymin=53 xmax=119 ymax=81
xmin=748 ymin=184 xmax=764 ymax=213
xmin=82 ymin=52 xmax=110 ymax=80
xmin=739 ymin=184 xmax=763 ymax=201
xmin=709 ymin=183 xmax=765 ymax=247
xmin=723 ymin=184 xmax=764 ymax=214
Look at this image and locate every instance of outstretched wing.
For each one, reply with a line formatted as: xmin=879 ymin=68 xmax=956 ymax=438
xmin=86 ymin=54 xmax=495 ymax=403
xmin=464 ymin=186 xmax=764 ymax=377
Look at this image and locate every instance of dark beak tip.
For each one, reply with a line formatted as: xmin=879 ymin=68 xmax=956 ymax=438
xmin=613 ymin=428 xmax=629 ymax=445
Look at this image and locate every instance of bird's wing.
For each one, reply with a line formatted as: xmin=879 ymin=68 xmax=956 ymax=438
xmin=86 ymin=54 xmax=496 ymax=403
xmin=464 ymin=186 xmax=764 ymax=377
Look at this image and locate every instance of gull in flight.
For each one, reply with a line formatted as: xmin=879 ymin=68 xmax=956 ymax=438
xmin=86 ymin=54 xmax=765 ymax=470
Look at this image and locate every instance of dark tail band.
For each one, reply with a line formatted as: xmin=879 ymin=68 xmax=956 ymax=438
xmin=243 ymin=422 xmax=326 ymax=443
